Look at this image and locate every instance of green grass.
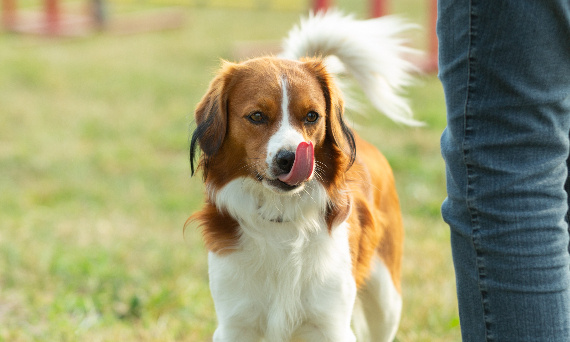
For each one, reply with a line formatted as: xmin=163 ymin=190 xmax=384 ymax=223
xmin=0 ymin=3 xmax=459 ymax=341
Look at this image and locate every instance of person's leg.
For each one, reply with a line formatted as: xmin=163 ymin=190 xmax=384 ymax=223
xmin=439 ymin=1 xmax=570 ymax=341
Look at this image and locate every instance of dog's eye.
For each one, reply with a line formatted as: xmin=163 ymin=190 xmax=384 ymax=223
xmin=248 ymin=112 xmax=267 ymax=124
xmin=306 ymin=111 xmax=319 ymax=123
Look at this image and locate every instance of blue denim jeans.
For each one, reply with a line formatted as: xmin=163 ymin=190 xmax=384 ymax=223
xmin=438 ymin=1 xmax=570 ymax=341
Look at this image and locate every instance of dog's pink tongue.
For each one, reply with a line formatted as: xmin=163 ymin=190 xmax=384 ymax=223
xmin=278 ymin=142 xmax=314 ymax=186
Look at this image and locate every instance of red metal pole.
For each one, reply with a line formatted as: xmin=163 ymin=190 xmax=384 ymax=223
xmin=312 ymin=0 xmax=330 ymax=13
xmin=426 ymin=0 xmax=438 ymax=72
xmin=2 ymin=0 xmax=16 ymax=30
xmin=370 ymin=0 xmax=388 ymax=18
xmin=45 ymin=0 xmax=59 ymax=34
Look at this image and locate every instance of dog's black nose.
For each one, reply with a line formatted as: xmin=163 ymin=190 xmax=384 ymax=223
xmin=275 ymin=150 xmax=295 ymax=174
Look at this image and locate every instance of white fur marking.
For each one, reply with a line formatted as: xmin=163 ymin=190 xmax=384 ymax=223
xmin=214 ymin=177 xmax=328 ymax=228
xmin=266 ymin=76 xmax=305 ymax=170
xmin=209 ymin=178 xmax=357 ymax=341
xmin=279 ymin=10 xmax=422 ymax=126
xmin=280 ymin=76 xmax=290 ymax=127
xmin=352 ymin=256 xmax=402 ymax=342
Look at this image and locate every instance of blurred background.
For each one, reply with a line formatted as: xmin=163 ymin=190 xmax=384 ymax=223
xmin=0 ymin=0 xmax=457 ymax=340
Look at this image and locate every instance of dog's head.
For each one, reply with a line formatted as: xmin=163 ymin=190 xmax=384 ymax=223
xmin=190 ymin=57 xmax=355 ymax=196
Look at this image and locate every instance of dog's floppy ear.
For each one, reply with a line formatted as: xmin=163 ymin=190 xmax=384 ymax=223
xmin=190 ymin=61 xmax=237 ymax=176
xmin=303 ymin=59 xmax=356 ymax=169
xmin=303 ymin=59 xmax=356 ymax=232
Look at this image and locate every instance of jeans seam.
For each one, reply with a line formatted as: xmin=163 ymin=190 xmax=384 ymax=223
xmin=463 ymin=0 xmax=493 ymax=341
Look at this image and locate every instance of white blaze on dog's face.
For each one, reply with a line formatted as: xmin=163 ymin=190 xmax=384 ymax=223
xmin=224 ymin=58 xmax=327 ymax=193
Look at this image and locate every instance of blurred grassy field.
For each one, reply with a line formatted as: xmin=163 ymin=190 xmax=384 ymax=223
xmin=0 ymin=1 xmax=459 ymax=341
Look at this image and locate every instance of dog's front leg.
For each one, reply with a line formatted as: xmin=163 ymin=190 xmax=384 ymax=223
xmin=292 ymin=321 xmax=356 ymax=342
xmin=293 ymin=277 xmax=358 ymax=342
xmin=209 ymin=252 xmax=264 ymax=342
xmin=212 ymin=325 xmax=262 ymax=342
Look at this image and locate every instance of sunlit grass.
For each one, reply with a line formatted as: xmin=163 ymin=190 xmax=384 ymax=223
xmin=0 ymin=3 xmax=458 ymax=341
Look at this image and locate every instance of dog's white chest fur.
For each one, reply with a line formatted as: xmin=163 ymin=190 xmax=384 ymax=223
xmin=208 ymin=178 xmax=357 ymax=342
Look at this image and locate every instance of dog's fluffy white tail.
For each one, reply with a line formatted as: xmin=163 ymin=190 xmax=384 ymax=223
xmin=280 ymin=10 xmax=421 ymax=126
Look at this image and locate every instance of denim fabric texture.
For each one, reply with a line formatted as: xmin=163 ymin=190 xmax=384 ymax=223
xmin=438 ymin=0 xmax=570 ymax=341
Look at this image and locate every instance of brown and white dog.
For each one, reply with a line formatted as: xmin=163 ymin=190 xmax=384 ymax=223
xmin=189 ymin=11 xmax=418 ymax=342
